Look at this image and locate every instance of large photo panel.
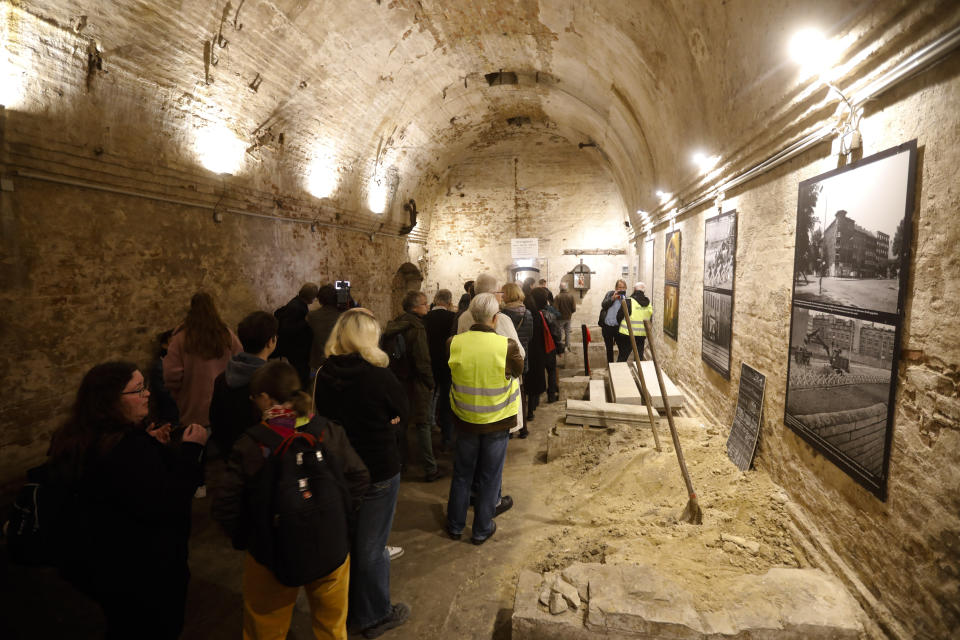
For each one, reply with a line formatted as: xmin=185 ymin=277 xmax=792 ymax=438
xmin=702 ymin=210 xmax=736 ymax=378
xmin=785 ymin=140 xmax=917 ymax=500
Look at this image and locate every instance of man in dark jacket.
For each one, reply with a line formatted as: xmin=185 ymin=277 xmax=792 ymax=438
xmin=423 ymin=289 xmax=457 ymax=450
xmin=273 ymin=282 xmax=317 ymax=387
xmin=384 ymin=290 xmax=439 ymax=481
xmin=209 ymin=311 xmax=278 ymax=456
xmin=307 ymin=284 xmax=342 ymax=373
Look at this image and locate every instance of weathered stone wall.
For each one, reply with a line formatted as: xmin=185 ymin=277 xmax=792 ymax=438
xmin=420 ymin=130 xmax=631 ymax=330
xmin=0 ymin=177 xmax=409 ymax=488
xmin=638 ymin=52 xmax=960 ymax=638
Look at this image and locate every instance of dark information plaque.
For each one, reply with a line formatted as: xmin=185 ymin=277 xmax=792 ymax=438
xmin=726 ymin=363 xmax=766 ymax=471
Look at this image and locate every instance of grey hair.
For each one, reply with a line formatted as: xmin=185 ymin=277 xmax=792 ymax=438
xmin=559 ymin=282 xmax=568 ymax=291
xmin=634 ymin=282 xmax=646 ymax=292
xmin=475 ymin=273 xmax=498 ymax=294
xmin=470 ymin=293 xmax=500 ymax=324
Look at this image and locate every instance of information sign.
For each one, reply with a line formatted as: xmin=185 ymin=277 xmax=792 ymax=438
xmin=726 ymin=363 xmax=766 ymax=471
xmin=511 ymin=238 xmax=539 ymax=259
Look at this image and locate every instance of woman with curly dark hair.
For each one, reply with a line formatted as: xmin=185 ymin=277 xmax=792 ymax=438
xmin=49 ymin=361 xmax=208 ymax=639
xmin=163 ymin=291 xmax=241 ymax=426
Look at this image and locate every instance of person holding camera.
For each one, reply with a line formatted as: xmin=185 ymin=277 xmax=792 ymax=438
xmin=598 ymin=279 xmax=628 ymax=362
xmin=308 ymin=284 xmax=343 ymax=373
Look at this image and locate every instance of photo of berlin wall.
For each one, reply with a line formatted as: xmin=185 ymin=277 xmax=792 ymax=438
xmin=702 ymin=290 xmax=732 ymax=377
xmin=792 ymin=145 xmax=913 ymax=319
xmin=702 ymin=210 xmax=736 ymax=378
xmin=785 ymin=307 xmax=896 ymax=480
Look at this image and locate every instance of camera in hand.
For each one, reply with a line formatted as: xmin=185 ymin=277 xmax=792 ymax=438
xmin=335 ymin=280 xmax=351 ymax=309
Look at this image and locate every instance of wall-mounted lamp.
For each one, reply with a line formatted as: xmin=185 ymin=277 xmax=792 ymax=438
xmin=692 ymin=151 xmax=720 ymax=175
xmin=194 ymin=122 xmax=246 ymax=175
xmin=789 ymin=27 xmax=861 ymax=155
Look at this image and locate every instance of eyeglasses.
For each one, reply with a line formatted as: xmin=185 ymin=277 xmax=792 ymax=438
xmin=121 ymin=385 xmax=148 ymax=397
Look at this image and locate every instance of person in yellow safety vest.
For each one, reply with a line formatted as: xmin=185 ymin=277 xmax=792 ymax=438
xmin=444 ymin=293 xmax=524 ymax=546
xmin=615 ymin=282 xmax=653 ymax=362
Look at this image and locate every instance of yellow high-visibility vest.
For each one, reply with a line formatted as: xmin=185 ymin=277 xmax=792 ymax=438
xmin=448 ymin=331 xmax=520 ymax=424
xmin=619 ymin=297 xmax=653 ymax=336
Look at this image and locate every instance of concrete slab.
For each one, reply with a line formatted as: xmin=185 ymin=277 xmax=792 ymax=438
xmin=514 ymin=563 xmax=864 ymax=639
xmin=587 ymin=379 xmax=606 ymax=403
xmin=637 ymin=360 xmax=685 ymax=410
xmin=608 ymin=362 xmax=642 ymax=405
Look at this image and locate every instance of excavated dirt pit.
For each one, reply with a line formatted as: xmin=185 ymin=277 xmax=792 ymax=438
xmin=530 ymin=415 xmax=809 ymax=611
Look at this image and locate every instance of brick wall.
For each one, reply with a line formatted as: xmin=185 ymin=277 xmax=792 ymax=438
xmin=419 ymin=130 xmax=631 ymax=330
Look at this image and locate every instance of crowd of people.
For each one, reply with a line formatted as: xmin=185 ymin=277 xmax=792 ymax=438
xmin=36 ymin=272 xmax=589 ymax=640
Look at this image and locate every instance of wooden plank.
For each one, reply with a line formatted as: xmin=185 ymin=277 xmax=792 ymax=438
xmin=636 ymin=360 xmax=685 ymax=409
xmin=608 ymin=362 xmax=642 ymax=405
xmin=588 ymin=379 xmax=607 ymax=404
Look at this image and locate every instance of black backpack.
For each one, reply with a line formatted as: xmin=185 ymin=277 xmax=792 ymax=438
xmin=380 ymin=329 xmax=411 ymax=378
xmin=3 ymin=463 xmax=78 ymax=567
xmin=245 ymin=420 xmax=352 ymax=587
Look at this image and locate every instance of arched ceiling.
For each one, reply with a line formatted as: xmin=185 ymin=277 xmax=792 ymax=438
xmin=6 ymin=0 xmax=938 ymax=230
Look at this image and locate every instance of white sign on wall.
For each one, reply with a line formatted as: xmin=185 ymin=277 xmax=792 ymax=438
xmin=511 ymin=238 xmax=539 ymax=259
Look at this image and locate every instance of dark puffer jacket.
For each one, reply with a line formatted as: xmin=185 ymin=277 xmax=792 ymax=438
xmin=500 ymin=303 xmax=533 ymax=372
xmin=383 ymin=312 xmax=434 ymax=424
xmin=312 ymin=353 xmax=410 ymax=482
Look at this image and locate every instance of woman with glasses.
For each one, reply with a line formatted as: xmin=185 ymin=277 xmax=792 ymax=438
xmin=48 ymin=361 xmax=208 ymax=639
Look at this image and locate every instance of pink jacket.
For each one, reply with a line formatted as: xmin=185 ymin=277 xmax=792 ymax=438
xmin=163 ymin=328 xmax=242 ymax=426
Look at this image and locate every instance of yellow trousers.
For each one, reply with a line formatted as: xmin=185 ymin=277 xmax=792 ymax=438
xmin=242 ymin=553 xmax=350 ymax=640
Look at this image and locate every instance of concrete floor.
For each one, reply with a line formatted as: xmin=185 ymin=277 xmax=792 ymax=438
xmin=0 ymin=400 xmax=568 ymax=640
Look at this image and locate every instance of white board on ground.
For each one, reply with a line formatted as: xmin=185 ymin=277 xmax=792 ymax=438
xmin=608 ymin=362 xmax=642 ymax=405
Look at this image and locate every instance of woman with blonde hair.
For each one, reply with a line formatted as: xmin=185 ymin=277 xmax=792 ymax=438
xmin=313 ymin=308 xmax=412 ymax=638
xmin=163 ymin=291 xmax=241 ymax=427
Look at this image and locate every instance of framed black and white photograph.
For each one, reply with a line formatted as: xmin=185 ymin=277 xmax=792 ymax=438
xmin=702 ymin=290 xmax=733 ymax=377
xmin=792 ymin=142 xmax=915 ymax=321
xmin=785 ymin=140 xmax=917 ymax=500
xmin=702 ymin=210 xmax=736 ymax=378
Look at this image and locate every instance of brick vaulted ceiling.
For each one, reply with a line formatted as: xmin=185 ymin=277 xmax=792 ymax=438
xmin=3 ymin=0 xmax=949 ymax=232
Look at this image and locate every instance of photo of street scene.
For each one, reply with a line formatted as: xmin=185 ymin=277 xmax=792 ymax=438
xmin=663 ymin=284 xmax=679 ymax=340
xmin=704 ymin=211 xmax=736 ymax=290
xmin=665 ymin=231 xmax=681 ymax=284
xmin=785 ymin=307 xmax=896 ymax=481
xmin=793 ymin=144 xmax=914 ymax=317
xmin=702 ymin=290 xmax=732 ymax=377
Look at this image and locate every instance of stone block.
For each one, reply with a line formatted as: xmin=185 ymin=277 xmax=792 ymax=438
xmin=513 ymin=563 xmax=863 ymax=639
xmin=558 ymin=376 xmax=591 ymax=402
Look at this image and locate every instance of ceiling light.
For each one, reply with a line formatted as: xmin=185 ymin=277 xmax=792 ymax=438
xmin=656 ymin=190 xmax=672 ymax=205
xmin=367 ymin=172 xmax=388 ymax=214
xmin=693 ymin=152 xmax=720 ymax=174
xmin=306 ymin=148 xmax=339 ymax=199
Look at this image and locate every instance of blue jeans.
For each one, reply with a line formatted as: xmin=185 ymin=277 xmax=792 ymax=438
xmin=348 ymin=472 xmax=401 ymax=630
xmin=429 ymin=380 xmax=454 ymax=445
xmin=447 ymin=429 xmax=509 ymax=541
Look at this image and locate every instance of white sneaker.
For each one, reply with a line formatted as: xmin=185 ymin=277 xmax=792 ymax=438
xmin=386 ymin=545 xmax=404 ymax=560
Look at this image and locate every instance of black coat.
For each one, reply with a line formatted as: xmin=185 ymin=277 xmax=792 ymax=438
xmin=62 ymin=429 xmax=203 ymax=620
xmin=313 ymin=354 xmax=410 ymax=482
xmin=274 ymin=297 xmax=312 ymax=384
xmin=423 ymin=308 xmax=457 ymax=385
xmin=526 ymin=308 xmax=563 ymax=396
xmin=501 ymin=304 xmax=533 ymax=371
xmin=384 ymin=312 xmax=434 ymax=423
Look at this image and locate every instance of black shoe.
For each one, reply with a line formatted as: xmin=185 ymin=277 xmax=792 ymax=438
xmin=362 ymin=603 xmax=411 ymax=638
xmin=517 ymin=427 xmax=529 ymax=439
xmin=471 ymin=520 xmax=497 ymax=545
xmin=547 ymin=393 xmax=559 ymax=403
xmin=424 ymin=468 xmax=446 ymax=482
xmin=494 ymin=495 xmax=513 ymax=517
xmin=446 ymin=527 xmax=462 ymax=541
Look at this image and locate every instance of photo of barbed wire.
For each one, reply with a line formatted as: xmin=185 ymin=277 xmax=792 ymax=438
xmin=793 ymin=145 xmax=913 ymax=318
xmin=785 ymin=307 xmax=896 ymax=479
xmin=704 ymin=211 xmax=736 ymax=291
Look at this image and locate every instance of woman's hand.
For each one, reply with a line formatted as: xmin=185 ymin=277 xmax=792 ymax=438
xmin=146 ymin=422 xmax=172 ymax=444
xmin=390 ymin=416 xmax=401 ymax=425
xmin=182 ymin=424 xmax=209 ymax=446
